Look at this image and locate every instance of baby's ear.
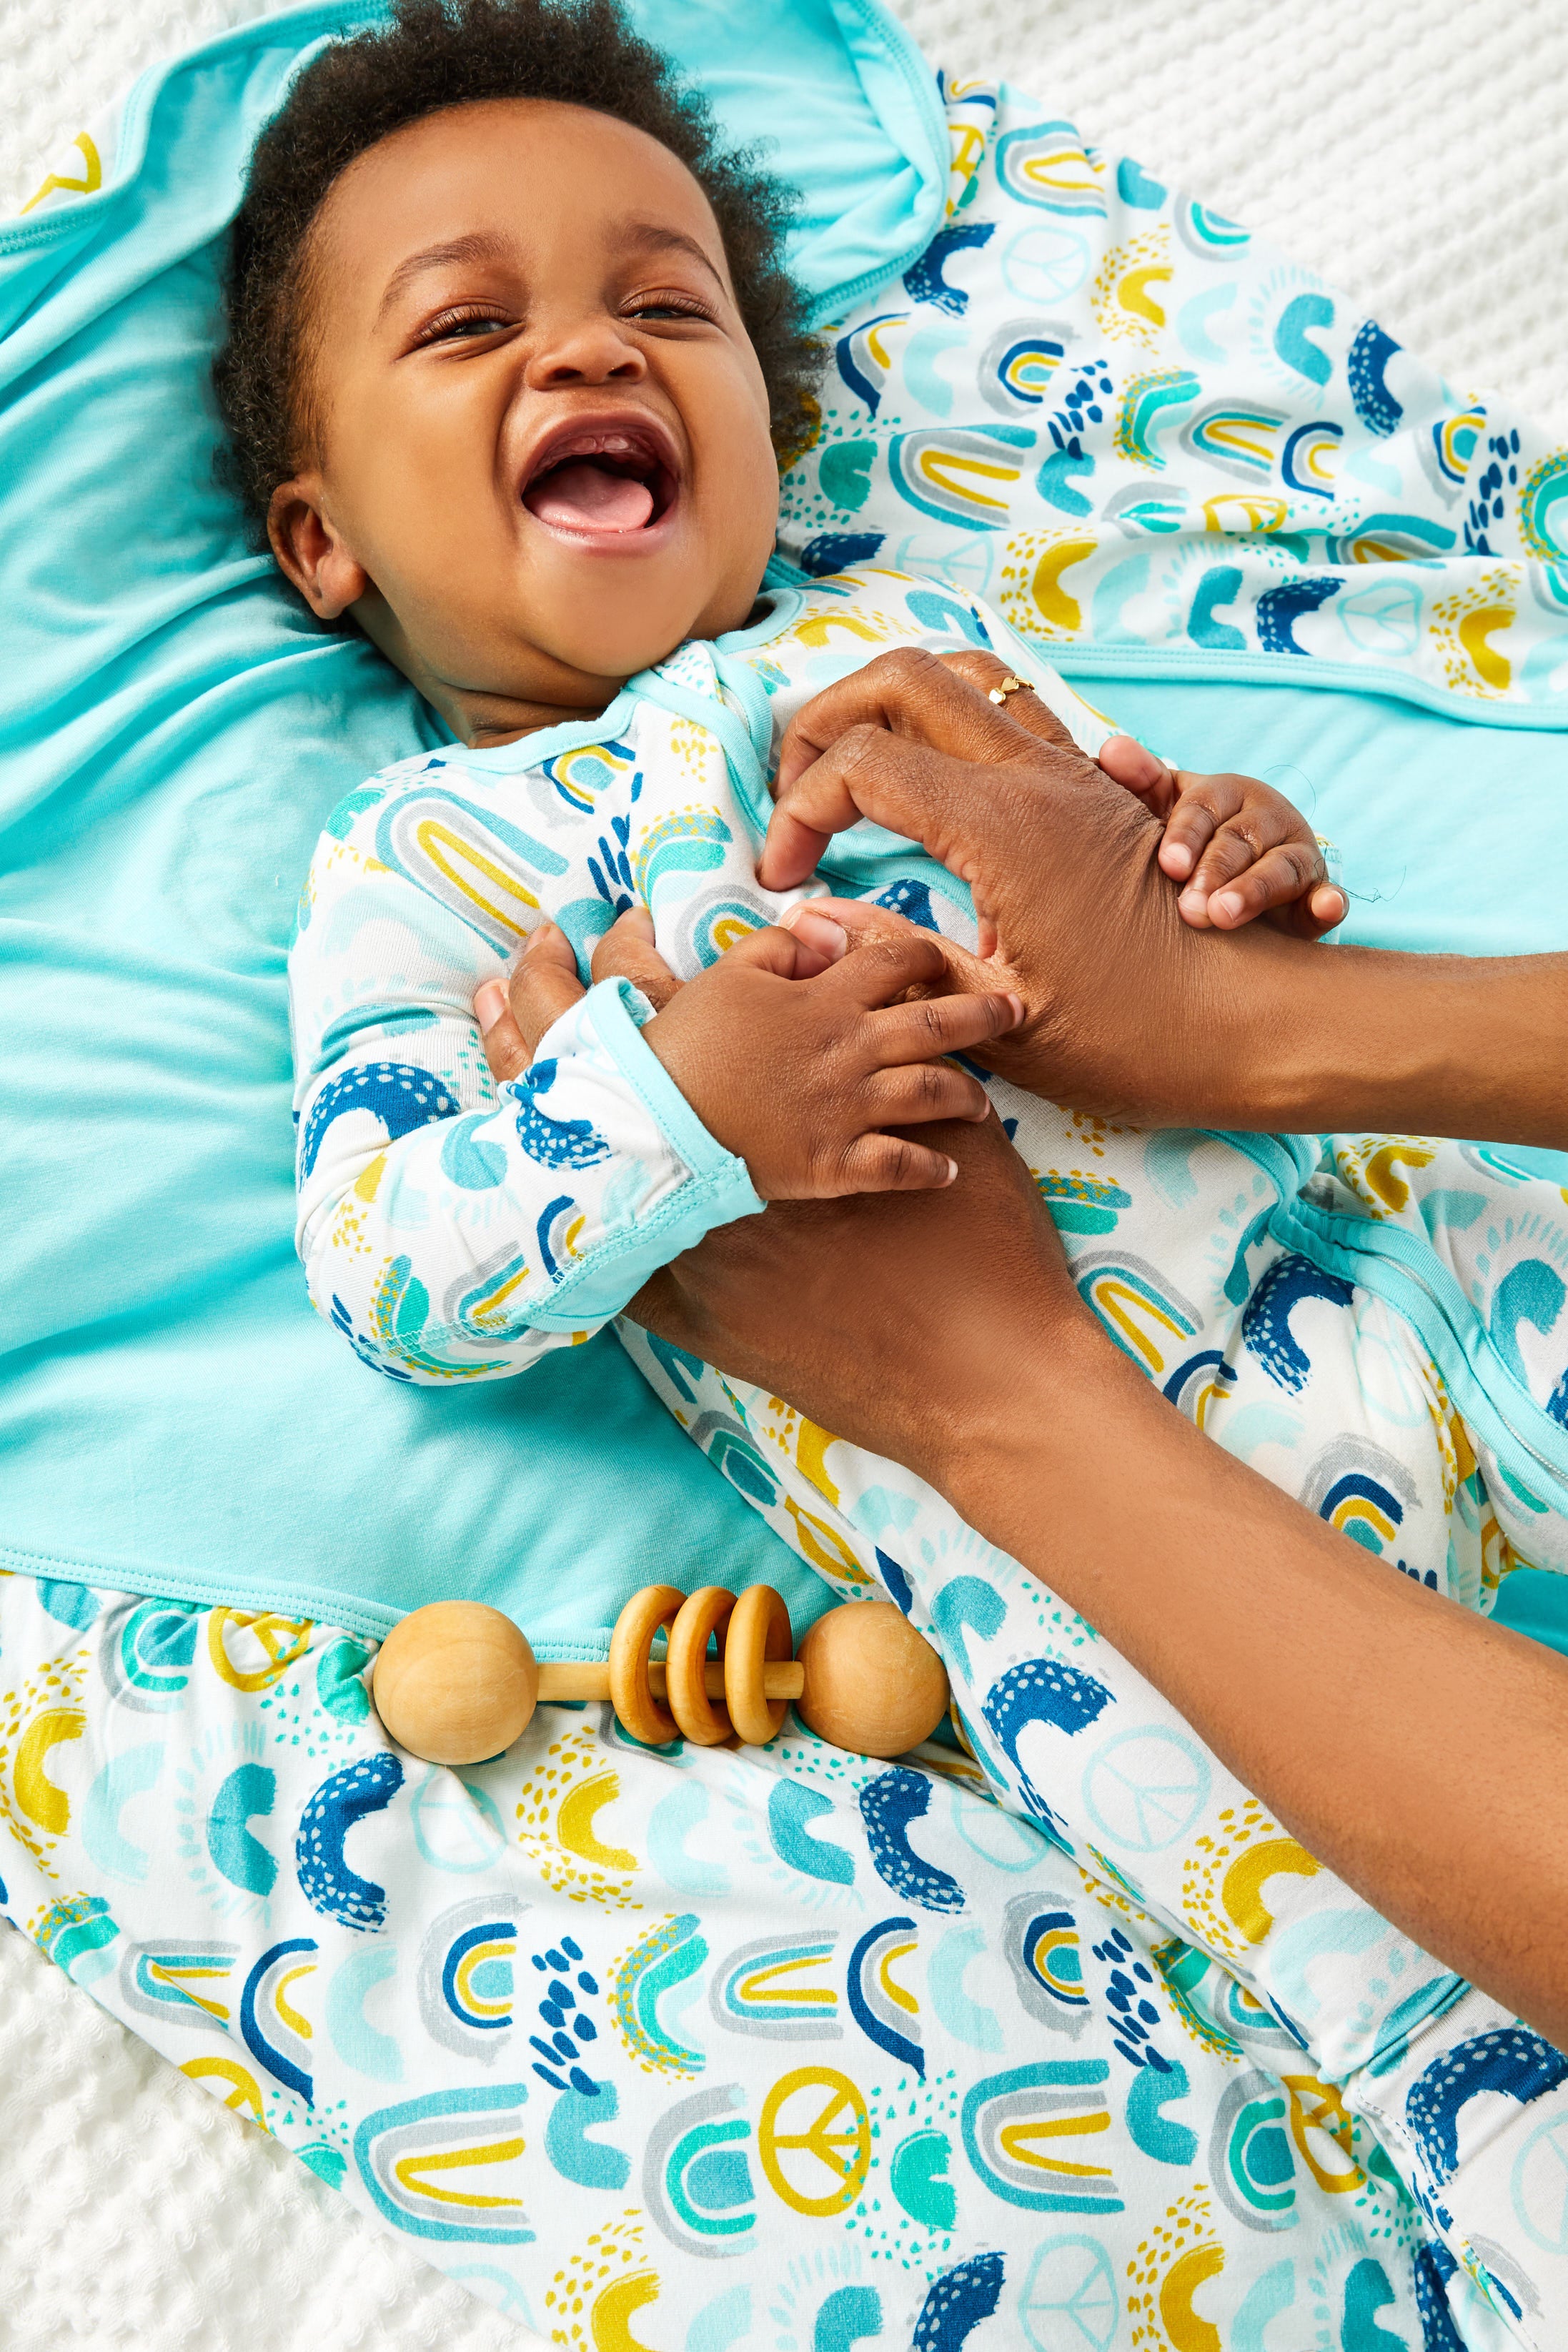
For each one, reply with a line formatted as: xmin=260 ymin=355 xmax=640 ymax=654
xmin=267 ymin=477 xmax=368 ymax=620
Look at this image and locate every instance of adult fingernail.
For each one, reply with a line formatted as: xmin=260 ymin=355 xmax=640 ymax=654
xmin=783 ymin=906 xmax=848 ymax=958
xmin=475 ymin=981 xmax=507 ymax=1033
xmin=1003 ymin=993 xmax=1026 ymax=1029
xmin=943 ymin=1157 xmax=958 ymax=1186
xmin=1163 ymin=841 xmax=1194 ymax=878
xmin=1211 ymin=890 xmax=1244 ymax=921
xmin=1178 ymin=888 xmax=1207 ymax=917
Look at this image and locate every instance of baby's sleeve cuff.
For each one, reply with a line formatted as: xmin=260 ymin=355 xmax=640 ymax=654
xmin=518 ymin=975 xmax=765 ymax=1329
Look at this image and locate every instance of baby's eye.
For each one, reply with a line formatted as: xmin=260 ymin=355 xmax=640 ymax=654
xmin=419 ymin=308 xmax=514 ymax=345
xmin=627 ymin=295 xmax=712 ymax=324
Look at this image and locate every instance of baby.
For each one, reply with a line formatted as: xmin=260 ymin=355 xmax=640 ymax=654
xmin=227 ymin=0 xmax=1336 ymax=1384
xmin=226 ymin=1 xmax=1568 ymax=2320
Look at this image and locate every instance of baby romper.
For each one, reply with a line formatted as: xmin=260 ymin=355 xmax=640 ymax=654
xmin=287 ymin=561 xmax=1568 ymax=2346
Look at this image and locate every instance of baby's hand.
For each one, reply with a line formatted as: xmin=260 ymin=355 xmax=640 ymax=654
xmin=822 ymin=649 xmax=1344 ymax=941
xmin=477 ymin=910 xmax=1023 ymax=1199
xmin=1097 ymin=735 xmax=1346 ymax=938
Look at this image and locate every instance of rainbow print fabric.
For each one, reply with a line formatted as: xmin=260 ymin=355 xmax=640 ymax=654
xmin=0 ymin=1563 xmax=1541 ymax=2351
xmin=285 ymin=573 xmax=1113 ymax=1386
xmin=776 ymin=80 xmax=1568 ymax=720
xmin=275 ymin=556 xmax=1568 ymax=2338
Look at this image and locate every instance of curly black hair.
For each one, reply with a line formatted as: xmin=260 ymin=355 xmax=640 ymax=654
xmin=214 ymin=0 xmax=821 ymax=533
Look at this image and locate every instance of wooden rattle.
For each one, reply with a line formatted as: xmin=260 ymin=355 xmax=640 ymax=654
xmin=372 ymin=1583 xmax=950 ymax=1767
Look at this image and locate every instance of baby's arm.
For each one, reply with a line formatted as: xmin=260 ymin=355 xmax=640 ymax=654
xmin=293 ymin=938 xmax=755 ymax=1386
xmin=291 ymin=831 xmax=1018 ymax=1386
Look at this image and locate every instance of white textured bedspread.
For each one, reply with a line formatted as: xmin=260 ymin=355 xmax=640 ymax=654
xmin=2 ymin=0 xmax=1564 ymax=2344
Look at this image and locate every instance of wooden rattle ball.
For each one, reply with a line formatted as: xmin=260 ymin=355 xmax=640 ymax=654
xmin=796 ymin=1600 xmax=949 ymax=1758
xmin=374 ymin=1602 xmax=538 ymax=1766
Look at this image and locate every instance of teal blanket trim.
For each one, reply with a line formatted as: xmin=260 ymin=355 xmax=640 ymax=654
xmin=1494 ymin=1567 xmax=1568 ymax=1657
xmin=1053 ymin=641 xmax=1568 ymax=731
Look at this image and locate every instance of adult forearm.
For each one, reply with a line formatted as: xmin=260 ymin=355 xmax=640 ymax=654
xmin=763 ymin=650 xmax=1568 ymax=1148
xmin=1218 ymin=937 xmax=1568 ymax=1146
xmin=936 ymin=1319 xmax=1568 ymax=2044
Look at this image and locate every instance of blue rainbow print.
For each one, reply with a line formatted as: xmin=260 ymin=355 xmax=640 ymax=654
xmin=994 ymin=122 xmax=1107 ymax=217
xmin=540 ymin=738 xmax=636 ymax=815
xmin=890 ymin=427 xmax=1034 ymax=530
xmin=848 ymin=1915 xmax=923 ymax=2076
xmin=1115 ymin=369 xmax=1199 ymax=470
xmin=835 ymin=312 xmax=908 ymax=416
xmin=710 ymin=1935 xmax=840 ymax=2039
xmin=354 ymin=2085 xmax=535 ymax=2243
xmin=962 ymin=2060 xmax=1123 ymax=2213
xmin=1281 ymin=420 xmax=1343 ymax=498
xmin=981 ymin=323 xmax=1066 ymax=412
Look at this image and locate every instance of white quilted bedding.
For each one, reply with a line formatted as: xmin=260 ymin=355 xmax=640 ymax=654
xmin=2 ymin=2 xmax=1564 ymax=2346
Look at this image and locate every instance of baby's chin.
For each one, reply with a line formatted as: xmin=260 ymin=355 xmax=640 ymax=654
xmin=525 ymin=532 xmax=773 ymax=673
xmin=379 ymin=562 xmax=774 ymax=733
xmin=525 ymin=601 xmax=755 ymax=695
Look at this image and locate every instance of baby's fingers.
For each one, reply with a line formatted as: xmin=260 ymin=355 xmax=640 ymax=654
xmin=866 ymin=1061 xmax=993 ymax=1127
xmin=1176 ymin=795 xmax=1316 ymax=925
xmin=477 ymin=921 xmax=584 ymax=1079
xmin=870 ymin=985 xmax=1024 ymax=1066
xmin=1256 ymin=877 xmax=1348 ymax=940
xmin=1157 ymin=774 xmax=1249 ymax=883
xmin=1201 ymin=843 xmax=1333 ymax=931
xmin=590 ymin=904 xmax=685 ymax=1007
xmin=825 ymin=1133 xmax=958 ymax=1196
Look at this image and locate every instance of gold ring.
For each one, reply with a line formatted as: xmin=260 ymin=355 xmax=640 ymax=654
xmin=987 ymin=674 xmax=1032 ymax=706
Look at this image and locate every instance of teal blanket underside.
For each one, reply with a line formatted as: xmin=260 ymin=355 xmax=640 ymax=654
xmin=3 ymin=0 xmax=1565 ymax=1646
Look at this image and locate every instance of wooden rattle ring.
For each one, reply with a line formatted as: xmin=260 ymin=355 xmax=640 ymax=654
xmin=724 ymin=1582 xmax=793 ymax=1746
xmin=609 ymin=1582 xmax=685 ymax=1745
xmin=666 ymin=1584 xmax=736 ymax=1745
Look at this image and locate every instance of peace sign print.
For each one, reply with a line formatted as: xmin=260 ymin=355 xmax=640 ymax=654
xmin=758 ymin=2066 xmax=872 ymax=2218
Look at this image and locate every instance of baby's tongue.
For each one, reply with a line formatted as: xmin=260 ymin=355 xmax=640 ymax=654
xmin=527 ymin=460 xmax=654 ymax=533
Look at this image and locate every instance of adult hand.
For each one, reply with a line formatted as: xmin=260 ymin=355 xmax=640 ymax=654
xmin=758 ymin=644 xmax=1320 ymax=1128
xmin=476 ymin=911 xmax=1088 ymax=1454
xmin=761 ymin=644 xmax=1568 ymax=1147
xmin=629 ymin=1018 xmax=1568 ymax=2054
xmin=627 ymin=1106 xmax=1083 ymax=1464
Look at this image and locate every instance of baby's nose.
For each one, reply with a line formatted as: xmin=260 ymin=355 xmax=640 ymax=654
xmin=525 ymin=315 xmax=647 ymax=387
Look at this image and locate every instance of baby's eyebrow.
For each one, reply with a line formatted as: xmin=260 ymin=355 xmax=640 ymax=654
xmin=376 ymin=229 xmax=514 ymax=321
xmin=617 ymin=219 xmax=727 ymax=296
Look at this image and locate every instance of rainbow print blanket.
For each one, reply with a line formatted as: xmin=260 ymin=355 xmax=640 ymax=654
xmin=775 ymin=78 xmax=1568 ymax=728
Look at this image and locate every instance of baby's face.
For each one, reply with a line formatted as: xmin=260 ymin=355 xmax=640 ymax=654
xmin=269 ymin=100 xmax=780 ymax=743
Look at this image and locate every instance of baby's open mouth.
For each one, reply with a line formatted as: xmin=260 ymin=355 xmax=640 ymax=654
xmin=521 ymin=425 xmax=677 ymax=537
